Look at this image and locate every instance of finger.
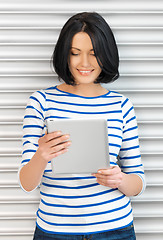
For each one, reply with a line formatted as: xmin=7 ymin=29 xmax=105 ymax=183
xmin=92 ymin=167 xmax=122 ymax=181
xmin=38 ymin=131 xmax=62 ymax=146
xmin=96 ymin=180 xmax=108 ymax=187
xmin=93 ymin=174 xmax=109 ymax=181
xmin=92 ymin=169 xmax=111 ymax=177
xmin=45 ymin=131 xmax=63 ymax=142
xmin=97 ymin=179 xmax=119 ymax=188
xmin=51 ymin=147 xmax=69 ymax=158
xmin=96 ymin=174 xmax=121 ymax=182
xmin=97 ymin=166 xmax=121 ymax=176
xmin=93 ymin=173 xmax=115 ymax=181
xmin=48 ymin=134 xmax=70 ymax=148
xmin=50 ymin=140 xmax=71 ymax=154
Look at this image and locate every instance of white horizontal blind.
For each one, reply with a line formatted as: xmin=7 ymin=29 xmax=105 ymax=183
xmin=0 ymin=1 xmax=163 ymax=239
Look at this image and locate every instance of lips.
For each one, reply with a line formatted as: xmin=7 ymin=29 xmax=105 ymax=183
xmin=77 ymin=69 xmax=94 ymax=76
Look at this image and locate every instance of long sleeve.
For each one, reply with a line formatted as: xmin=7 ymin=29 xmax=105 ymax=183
xmin=119 ymin=97 xmax=146 ymax=195
xmin=18 ymin=90 xmax=46 ymax=191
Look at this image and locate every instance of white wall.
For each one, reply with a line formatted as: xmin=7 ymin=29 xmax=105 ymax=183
xmin=0 ymin=1 xmax=163 ymax=239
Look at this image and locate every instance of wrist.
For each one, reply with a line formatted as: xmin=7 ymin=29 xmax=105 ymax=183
xmin=118 ymin=173 xmax=143 ymax=196
xmin=118 ymin=172 xmax=126 ymax=189
xmin=35 ymin=148 xmax=50 ymax=167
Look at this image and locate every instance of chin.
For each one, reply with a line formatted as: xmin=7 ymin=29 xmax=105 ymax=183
xmin=75 ymin=80 xmax=95 ymax=85
xmin=74 ymin=75 xmax=97 ymax=84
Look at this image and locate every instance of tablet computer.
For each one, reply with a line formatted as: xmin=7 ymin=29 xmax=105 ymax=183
xmin=46 ymin=118 xmax=110 ymax=175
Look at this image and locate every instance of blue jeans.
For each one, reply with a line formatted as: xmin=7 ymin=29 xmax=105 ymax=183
xmin=33 ymin=225 xmax=136 ymax=240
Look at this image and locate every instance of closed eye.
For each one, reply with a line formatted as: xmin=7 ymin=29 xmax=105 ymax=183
xmin=71 ymin=52 xmax=79 ymax=56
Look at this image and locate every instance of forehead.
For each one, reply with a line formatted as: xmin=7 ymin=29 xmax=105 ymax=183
xmin=71 ymin=32 xmax=93 ymax=50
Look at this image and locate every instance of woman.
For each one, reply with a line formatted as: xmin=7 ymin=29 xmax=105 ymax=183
xmin=19 ymin=12 xmax=145 ymax=240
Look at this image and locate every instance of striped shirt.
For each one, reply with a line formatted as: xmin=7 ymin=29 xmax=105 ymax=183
xmin=19 ymin=85 xmax=145 ymax=235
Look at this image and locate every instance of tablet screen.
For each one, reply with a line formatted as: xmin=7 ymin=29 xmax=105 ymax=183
xmin=46 ymin=118 xmax=110 ymax=174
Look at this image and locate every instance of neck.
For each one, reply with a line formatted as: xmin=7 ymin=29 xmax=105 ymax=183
xmin=58 ymin=83 xmax=108 ymax=97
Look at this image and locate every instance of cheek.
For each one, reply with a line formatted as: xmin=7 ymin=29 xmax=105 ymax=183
xmin=96 ymin=67 xmax=102 ymax=76
xmin=69 ymin=57 xmax=79 ymax=69
xmin=68 ymin=60 xmax=79 ymax=79
xmin=93 ymin=59 xmax=102 ymax=72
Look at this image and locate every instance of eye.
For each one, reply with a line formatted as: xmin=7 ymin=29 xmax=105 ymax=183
xmin=90 ymin=52 xmax=96 ymax=56
xmin=71 ymin=52 xmax=79 ymax=56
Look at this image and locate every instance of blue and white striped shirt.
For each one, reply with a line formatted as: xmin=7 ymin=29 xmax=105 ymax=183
xmin=19 ymin=85 xmax=145 ymax=234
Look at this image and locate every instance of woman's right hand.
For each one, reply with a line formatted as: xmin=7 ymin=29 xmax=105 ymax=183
xmin=20 ymin=131 xmax=71 ymax=192
xmin=37 ymin=131 xmax=71 ymax=164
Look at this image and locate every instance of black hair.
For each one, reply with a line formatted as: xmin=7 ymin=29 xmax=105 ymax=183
xmin=53 ymin=12 xmax=119 ymax=85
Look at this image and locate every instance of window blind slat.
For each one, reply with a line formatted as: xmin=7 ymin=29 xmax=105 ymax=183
xmin=0 ymin=1 xmax=163 ymax=239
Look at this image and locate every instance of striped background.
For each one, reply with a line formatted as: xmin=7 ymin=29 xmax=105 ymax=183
xmin=0 ymin=0 xmax=163 ymax=239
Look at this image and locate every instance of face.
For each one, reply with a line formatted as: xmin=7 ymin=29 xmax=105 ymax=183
xmin=68 ymin=32 xmax=102 ymax=85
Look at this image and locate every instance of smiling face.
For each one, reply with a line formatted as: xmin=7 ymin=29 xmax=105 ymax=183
xmin=68 ymin=32 xmax=102 ymax=85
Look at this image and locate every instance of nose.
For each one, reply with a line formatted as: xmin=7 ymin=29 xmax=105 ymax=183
xmin=81 ymin=54 xmax=91 ymax=67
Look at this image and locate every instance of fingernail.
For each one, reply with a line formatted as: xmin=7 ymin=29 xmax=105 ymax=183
xmin=56 ymin=131 xmax=62 ymax=135
xmin=65 ymin=134 xmax=70 ymax=139
xmin=67 ymin=141 xmax=71 ymax=146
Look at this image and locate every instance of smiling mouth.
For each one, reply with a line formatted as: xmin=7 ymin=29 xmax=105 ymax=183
xmin=77 ymin=69 xmax=94 ymax=76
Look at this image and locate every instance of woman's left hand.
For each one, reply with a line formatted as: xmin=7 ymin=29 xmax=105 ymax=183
xmin=92 ymin=166 xmax=124 ymax=189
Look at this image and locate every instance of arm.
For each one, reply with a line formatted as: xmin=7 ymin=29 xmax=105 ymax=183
xmin=19 ymin=131 xmax=71 ymax=192
xmin=93 ymin=97 xmax=145 ymax=196
xmin=92 ymin=166 xmax=143 ymax=196
xmin=118 ymin=171 xmax=143 ymax=196
xmin=18 ymin=90 xmax=71 ymax=192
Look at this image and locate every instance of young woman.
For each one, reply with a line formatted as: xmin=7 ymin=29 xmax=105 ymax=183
xmin=19 ymin=12 xmax=145 ymax=240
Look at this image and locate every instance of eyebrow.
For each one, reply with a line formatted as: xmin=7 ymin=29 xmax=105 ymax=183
xmin=71 ymin=47 xmax=94 ymax=51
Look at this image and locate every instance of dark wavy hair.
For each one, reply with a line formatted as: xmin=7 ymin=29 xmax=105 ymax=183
xmin=53 ymin=12 xmax=119 ymax=85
